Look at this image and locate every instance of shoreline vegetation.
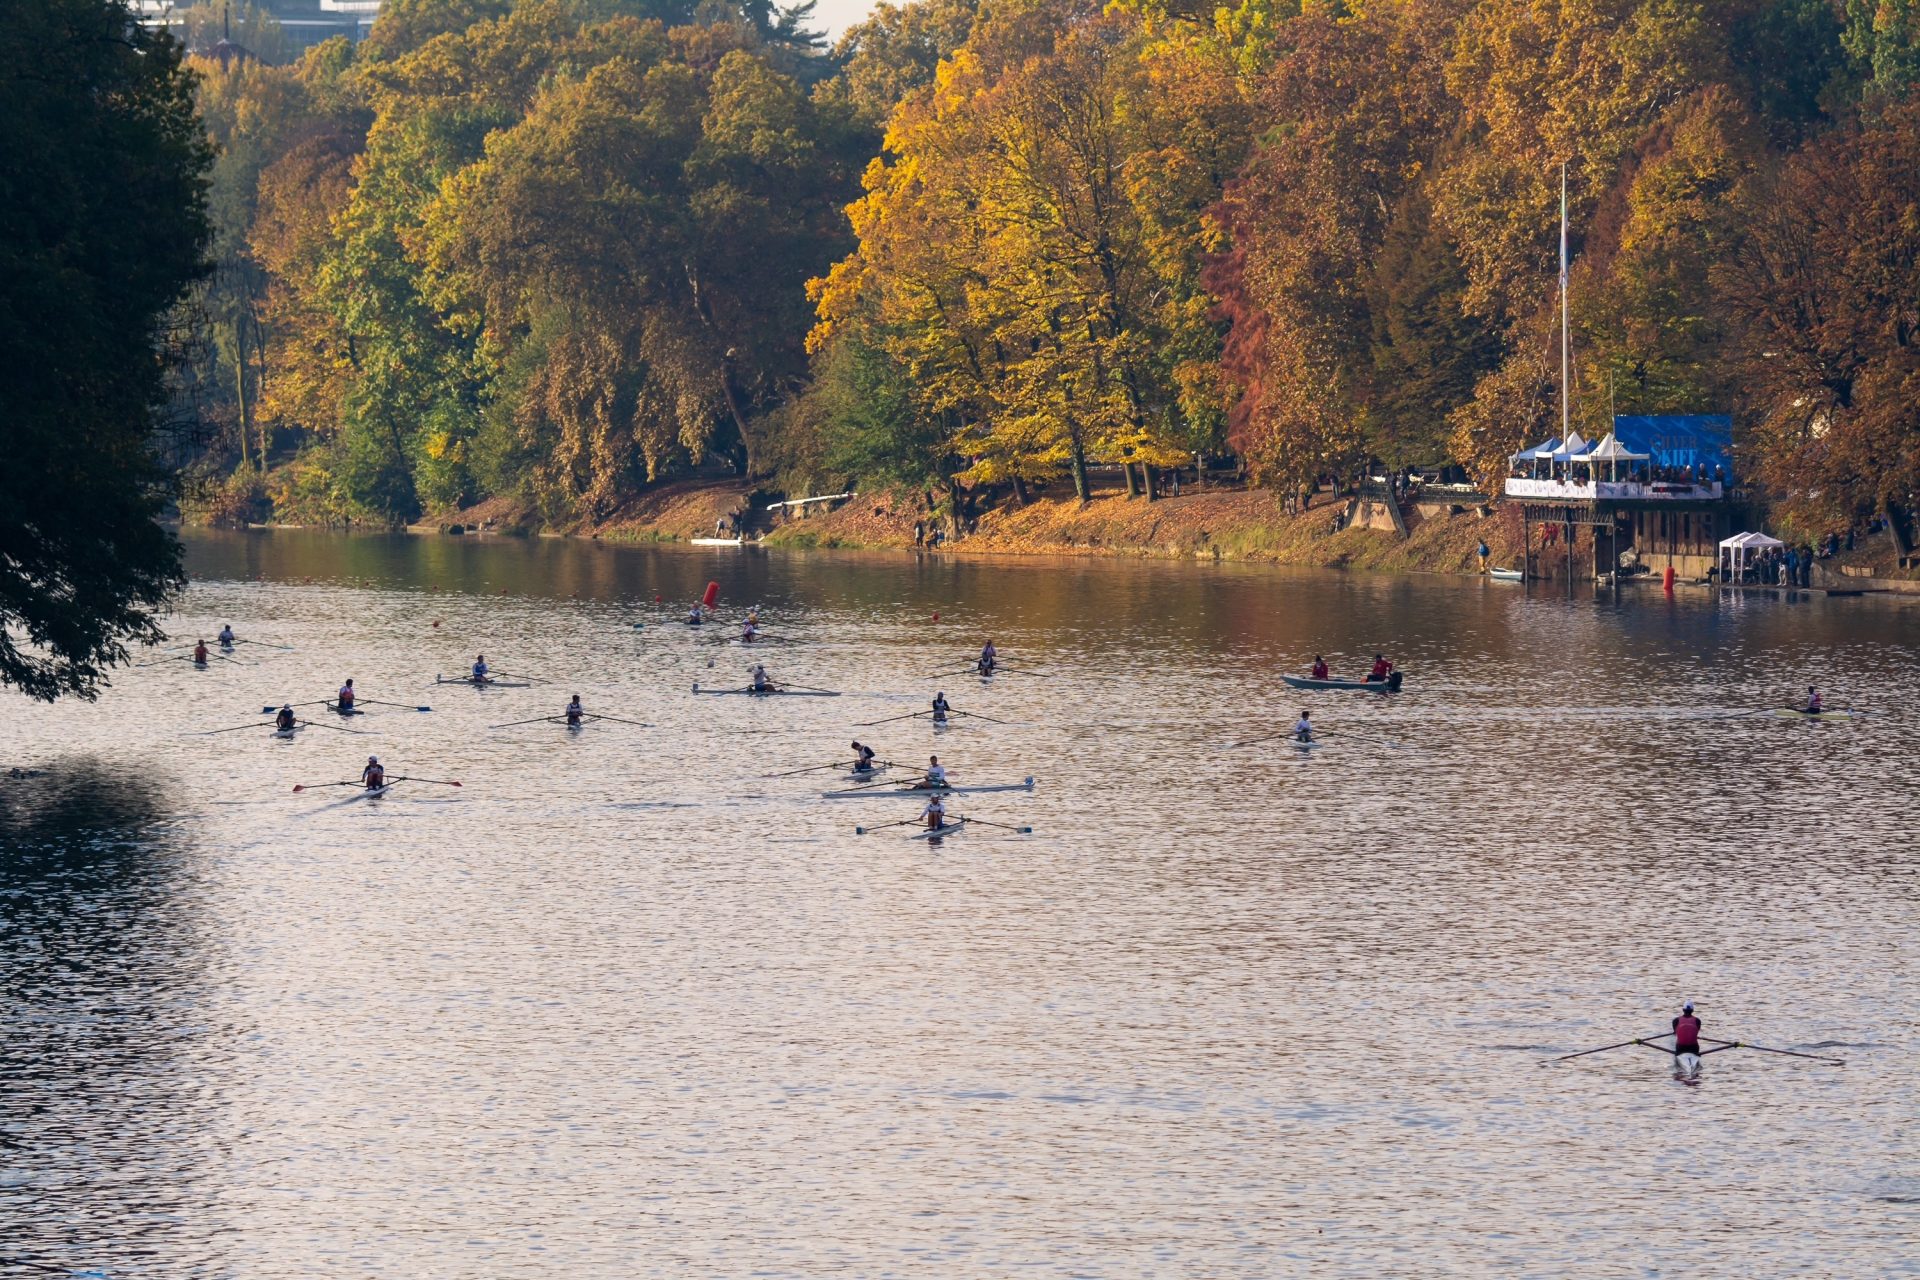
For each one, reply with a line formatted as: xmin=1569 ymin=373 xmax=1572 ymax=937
xmin=166 ymin=0 xmax=1920 ymax=564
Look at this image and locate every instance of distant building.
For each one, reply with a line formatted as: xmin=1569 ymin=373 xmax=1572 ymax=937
xmin=1505 ymin=415 xmax=1736 ymax=581
xmin=137 ymin=1 xmax=381 ymax=57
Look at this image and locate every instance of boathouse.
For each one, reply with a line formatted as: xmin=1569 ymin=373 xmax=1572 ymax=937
xmin=1505 ymin=414 xmax=1734 ymax=581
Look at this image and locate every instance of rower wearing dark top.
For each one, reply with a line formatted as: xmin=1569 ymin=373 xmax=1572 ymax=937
xmin=852 ymin=741 xmax=877 ymax=772
xmin=931 ymin=691 xmax=951 ymax=724
xmin=977 ymin=640 xmax=997 ymax=676
xmin=1672 ymin=1003 xmax=1702 ymax=1057
xmin=1310 ymin=655 xmax=1330 ymax=680
xmin=1804 ymin=686 xmax=1822 ymax=714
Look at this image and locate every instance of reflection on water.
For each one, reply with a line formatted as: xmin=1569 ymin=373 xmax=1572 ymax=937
xmin=1 ymin=528 xmax=1915 ymax=1277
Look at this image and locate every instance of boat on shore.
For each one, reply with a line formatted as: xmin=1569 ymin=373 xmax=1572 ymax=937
xmin=1489 ymin=567 xmax=1526 ymax=582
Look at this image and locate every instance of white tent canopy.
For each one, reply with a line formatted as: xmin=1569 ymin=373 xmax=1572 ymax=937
xmin=1719 ymin=531 xmax=1785 ymax=581
xmin=1587 ymin=432 xmax=1648 ymax=461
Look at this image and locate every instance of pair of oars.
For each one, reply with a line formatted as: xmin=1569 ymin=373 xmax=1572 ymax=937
xmin=1225 ymin=726 xmax=1415 ymax=751
xmin=855 ymin=816 xmax=1032 ymax=835
xmin=860 ymin=708 xmax=1007 ymax=726
xmin=199 ymin=718 xmax=362 ymax=735
xmin=487 ymin=712 xmax=651 ymax=729
xmin=1548 ymin=1034 xmax=1844 ymax=1065
xmin=291 ymin=776 xmax=462 ymax=794
xmin=259 ymin=698 xmax=432 ymax=714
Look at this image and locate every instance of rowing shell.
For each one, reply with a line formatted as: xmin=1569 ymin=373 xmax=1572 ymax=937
xmin=822 ymin=777 xmax=1035 ymax=799
xmin=325 ymin=701 xmax=365 ymax=716
xmin=1773 ymin=708 xmax=1865 ymax=721
xmin=351 ymin=783 xmax=395 ymax=801
xmin=1280 ymin=673 xmax=1403 ymax=693
xmin=436 ymin=676 xmax=534 ymax=689
xmin=912 ymin=819 xmax=966 ymax=841
xmin=691 ymin=683 xmax=839 ymax=697
xmin=1675 ymin=1050 xmax=1702 ymax=1078
xmin=273 ymin=725 xmax=300 ymax=739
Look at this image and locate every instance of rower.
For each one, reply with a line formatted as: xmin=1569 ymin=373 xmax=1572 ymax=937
xmin=922 ymin=792 xmax=948 ymax=831
xmin=336 ymin=678 xmax=356 ymax=712
xmin=361 ymin=756 xmax=385 ymax=790
xmin=1805 ymin=686 xmax=1822 ymax=714
xmin=471 ymin=654 xmax=490 ymax=684
xmin=275 ymin=703 xmax=296 ymax=731
xmin=923 ymin=755 xmax=948 ymax=788
xmin=686 ymin=604 xmax=704 ymax=626
xmin=931 ymin=691 xmax=951 ymax=724
xmin=1367 ymin=653 xmax=1393 ymax=683
xmin=749 ymin=663 xmax=772 ymax=692
xmin=742 ymin=611 xmax=759 ymax=643
xmin=565 ymin=695 xmax=585 ymax=727
xmin=1672 ymin=1003 xmax=1702 ymax=1059
xmin=1293 ymin=710 xmax=1312 ymax=743
xmin=192 ymin=639 xmax=210 ymax=665
xmin=1310 ymin=654 xmax=1329 ymax=680
xmin=852 ymin=741 xmax=877 ymax=772
xmin=218 ymin=624 xmax=236 ymax=647
xmin=977 ymin=640 xmax=997 ymax=676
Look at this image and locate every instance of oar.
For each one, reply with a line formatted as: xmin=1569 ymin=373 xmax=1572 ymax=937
xmin=994 ymin=664 xmax=1051 ymax=677
xmin=859 ymin=710 xmax=930 ymax=726
xmin=1224 ymin=729 xmax=1300 ymax=750
xmin=236 ymin=638 xmax=296 ymax=650
xmin=298 ymin=718 xmax=364 ymax=734
xmin=261 ymin=700 xmax=331 ymax=714
xmin=210 ymin=651 xmax=252 ymax=666
xmin=491 ymin=670 xmax=547 ymax=683
xmin=835 ymin=773 xmax=926 ymax=793
xmin=489 ymin=714 xmax=561 ymax=729
xmin=765 ymin=761 xmax=856 ymax=778
xmin=360 ymin=698 xmax=433 ymax=712
xmin=961 ymin=817 xmax=1034 ymax=833
xmin=1547 ymin=1036 xmax=1660 ymax=1064
xmin=1698 ymin=1036 xmax=1844 ymax=1065
xmin=771 ymin=682 xmax=839 ymax=695
xmin=925 ymin=667 xmax=976 ymax=678
xmin=855 ymin=818 xmax=921 ymax=835
xmin=1317 ymin=729 xmax=1417 ymax=751
xmin=390 ymin=776 xmax=462 ymax=788
xmin=201 ymin=721 xmax=275 ymax=735
xmin=954 ymin=710 xmax=1008 ymax=725
xmin=291 ymin=779 xmax=359 ymax=793
xmin=584 ymin=713 xmax=651 ymax=728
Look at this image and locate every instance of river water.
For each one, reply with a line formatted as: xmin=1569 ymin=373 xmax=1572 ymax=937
xmin=2 ymin=529 xmax=1915 ymax=1277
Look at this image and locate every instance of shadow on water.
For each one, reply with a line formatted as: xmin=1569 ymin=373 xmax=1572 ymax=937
xmin=1 ymin=761 xmax=225 ymax=1277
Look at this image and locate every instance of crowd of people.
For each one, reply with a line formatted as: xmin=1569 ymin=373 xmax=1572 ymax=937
xmin=1725 ymin=543 xmax=1819 ymax=587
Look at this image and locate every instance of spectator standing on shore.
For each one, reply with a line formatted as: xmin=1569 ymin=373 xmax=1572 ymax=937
xmin=1478 ymin=540 xmax=1490 ymax=574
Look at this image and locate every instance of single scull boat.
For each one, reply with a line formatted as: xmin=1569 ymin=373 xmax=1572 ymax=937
xmin=692 ymin=682 xmax=839 ymax=697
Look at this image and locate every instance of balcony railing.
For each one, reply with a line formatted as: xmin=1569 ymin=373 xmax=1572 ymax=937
xmin=1504 ymin=477 xmax=1723 ymax=502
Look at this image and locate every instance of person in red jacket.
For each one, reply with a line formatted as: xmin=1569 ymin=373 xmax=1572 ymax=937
xmin=1672 ymin=1003 xmax=1702 ymax=1057
xmin=1367 ymin=653 xmax=1393 ymax=682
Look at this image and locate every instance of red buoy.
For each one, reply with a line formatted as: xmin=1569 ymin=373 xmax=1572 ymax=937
xmin=702 ymin=581 xmax=720 ymax=609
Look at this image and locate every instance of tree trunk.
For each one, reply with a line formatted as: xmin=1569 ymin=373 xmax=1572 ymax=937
xmin=1011 ymin=475 xmax=1027 ymax=506
xmin=233 ymin=313 xmax=250 ymax=470
xmin=1143 ymin=465 xmax=1158 ymax=501
xmin=1068 ymin=425 xmax=1090 ymax=505
xmin=1123 ymin=461 xmax=1139 ymax=498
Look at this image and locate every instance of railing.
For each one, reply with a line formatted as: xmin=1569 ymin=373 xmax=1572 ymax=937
xmin=1504 ymin=478 xmax=1723 ymax=502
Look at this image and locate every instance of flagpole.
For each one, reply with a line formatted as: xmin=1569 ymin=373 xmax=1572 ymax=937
xmin=1560 ymin=163 xmax=1570 ymax=443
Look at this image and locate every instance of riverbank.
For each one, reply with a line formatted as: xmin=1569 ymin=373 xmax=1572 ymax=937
xmin=436 ymin=481 xmax=1531 ymax=577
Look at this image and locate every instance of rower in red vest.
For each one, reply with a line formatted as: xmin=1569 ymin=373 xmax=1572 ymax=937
xmin=1672 ymin=1003 xmax=1702 ymax=1057
xmin=1367 ymin=653 xmax=1393 ymax=683
xmin=1310 ymin=655 xmax=1330 ymax=680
